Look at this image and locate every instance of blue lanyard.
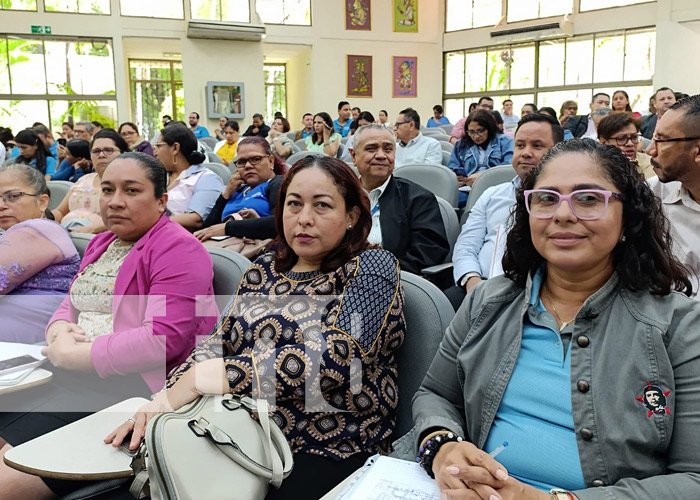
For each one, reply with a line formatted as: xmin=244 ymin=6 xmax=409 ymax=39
xmin=371 ymin=204 xmax=380 ymax=216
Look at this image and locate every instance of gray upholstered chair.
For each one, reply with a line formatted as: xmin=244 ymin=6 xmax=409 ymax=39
xmin=206 ymin=246 xmax=251 ymax=310
xmin=463 ymin=164 xmax=515 ymax=221
xmin=47 ymin=180 xmax=73 ymax=212
xmin=393 ymin=163 xmax=459 ymax=208
xmin=205 ymin=162 xmax=231 ymax=185
xmin=199 ymin=137 xmax=217 ymax=150
xmin=286 ymin=150 xmax=324 ymax=167
xmin=69 ymin=232 xmax=95 ymax=259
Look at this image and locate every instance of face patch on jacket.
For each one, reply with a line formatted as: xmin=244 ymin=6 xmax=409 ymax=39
xmin=635 ymin=382 xmax=671 ymax=417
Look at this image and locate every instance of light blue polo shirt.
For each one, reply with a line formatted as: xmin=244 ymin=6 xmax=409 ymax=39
xmin=483 ymin=268 xmax=586 ymax=491
xmin=333 ymin=118 xmax=353 ymax=137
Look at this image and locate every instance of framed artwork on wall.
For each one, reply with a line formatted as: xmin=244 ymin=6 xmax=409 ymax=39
xmin=206 ymin=81 xmax=244 ymax=119
xmin=347 ymin=55 xmax=373 ymax=97
xmin=345 ymin=0 xmax=371 ymax=31
xmin=392 ymin=56 xmax=417 ymax=97
xmin=393 ymin=0 xmax=418 ymax=33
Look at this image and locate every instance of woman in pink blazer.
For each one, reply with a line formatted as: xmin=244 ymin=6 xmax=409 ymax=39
xmin=0 ymin=152 xmax=218 ymax=499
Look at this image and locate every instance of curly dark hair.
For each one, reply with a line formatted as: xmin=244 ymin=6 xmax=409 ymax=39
xmin=502 ymin=138 xmax=693 ymax=296
xmin=273 ymin=155 xmax=371 ymax=273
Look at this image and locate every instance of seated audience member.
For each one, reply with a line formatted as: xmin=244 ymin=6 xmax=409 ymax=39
xmin=378 ymin=109 xmax=392 ymax=129
xmin=450 ymin=97 xmax=495 ymax=145
xmin=188 ymin=111 xmax=210 ymax=139
xmin=119 ymin=122 xmax=154 ymax=156
xmin=350 ymin=124 xmax=449 ymax=274
xmin=588 ymin=107 xmax=611 ymax=140
xmin=214 ymin=116 xmax=228 ymax=141
xmin=341 ymin=111 xmax=375 ymax=162
xmin=50 ymin=139 xmax=92 ymax=182
xmin=491 ymin=110 xmax=509 ymax=136
xmin=427 ymin=105 xmax=450 ymax=127
xmin=293 ymin=113 xmax=314 ymax=141
xmin=446 ymin=114 xmax=562 ymax=310
xmin=0 ymin=152 xmax=218 ymax=499
xmin=521 ymin=103 xmax=538 ymax=117
xmin=0 ymin=164 xmax=80 ymax=343
xmin=538 ymin=107 xmax=574 ymax=140
xmin=502 ymin=99 xmax=519 ymax=132
xmin=242 ymin=113 xmax=270 ymax=138
xmin=306 ymin=112 xmax=341 ymax=156
xmin=267 ymin=116 xmax=295 ymax=160
xmin=32 ymin=124 xmax=58 ymax=159
xmin=72 ymin=121 xmax=95 ymax=142
xmin=334 ymin=101 xmax=353 ymax=137
xmin=394 ymin=108 xmax=442 ymax=168
xmin=564 ymin=92 xmax=611 ymax=138
xmin=12 ymin=129 xmax=57 ymax=177
xmin=611 ymin=89 xmax=641 ymax=117
xmin=559 ymin=100 xmax=578 ymax=127
xmin=52 ymin=129 xmax=129 ymax=233
xmin=195 ymin=137 xmax=285 ymax=243
xmin=91 ymin=121 xmax=103 ymax=134
xmin=597 ymin=112 xmax=653 ymax=179
xmin=61 ymin=122 xmax=74 ymax=140
xmin=395 ymin=138 xmax=700 ymax=499
xmin=213 ymin=120 xmax=240 ymax=167
xmin=154 ymin=123 xmax=224 ymax=232
xmin=448 ymin=110 xmax=514 ymax=207
xmin=107 ymin=155 xmax=406 ymax=500
xmin=646 ymin=95 xmax=700 ymax=300
xmin=641 ymin=87 xmax=677 ymax=139
xmin=352 ymin=106 xmax=361 ymax=121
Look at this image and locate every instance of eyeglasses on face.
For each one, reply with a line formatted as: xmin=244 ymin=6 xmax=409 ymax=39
xmin=0 ymin=191 xmax=39 ymax=204
xmin=467 ymin=128 xmax=487 ymax=137
xmin=524 ymin=189 xmax=626 ymax=220
xmin=120 ymin=131 xmax=137 ymax=136
xmin=393 ymin=121 xmax=411 ymax=129
xmin=91 ymin=147 xmax=119 ymax=157
xmin=651 ymin=135 xmax=700 ymax=144
xmin=234 ymin=155 xmax=270 ymax=169
xmin=609 ymin=133 xmax=641 ymax=146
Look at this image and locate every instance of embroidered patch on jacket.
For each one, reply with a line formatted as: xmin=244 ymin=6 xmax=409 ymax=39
xmin=635 ymin=382 xmax=671 ymax=417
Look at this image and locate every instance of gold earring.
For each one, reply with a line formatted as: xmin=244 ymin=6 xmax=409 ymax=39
xmin=172 ymin=154 xmax=178 ymax=166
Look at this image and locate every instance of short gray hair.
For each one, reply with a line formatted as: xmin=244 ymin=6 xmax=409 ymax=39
xmin=76 ymin=120 xmax=95 ymax=133
xmin=352 ymin=123 xmax=395 ymax=150
xmin=0 ymin=163 xmax=51 ymax=218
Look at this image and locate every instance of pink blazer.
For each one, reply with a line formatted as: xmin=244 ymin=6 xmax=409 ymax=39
xmin=48 ymin=215 xmax=219 ymax=392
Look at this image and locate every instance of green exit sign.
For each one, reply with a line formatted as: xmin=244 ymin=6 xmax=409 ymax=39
xmin=30 ymin=25 xmax=52 ymax=35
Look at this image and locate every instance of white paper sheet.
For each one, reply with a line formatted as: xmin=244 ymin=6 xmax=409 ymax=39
xmin=342 ymin=456 xmax=441 ymax=500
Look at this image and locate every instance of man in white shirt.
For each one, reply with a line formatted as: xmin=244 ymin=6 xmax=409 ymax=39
xmin=444 ymin=113 xmax=563 ymax=310
xmin=645 ymin=95 xmax=700 ymax=300
xmin=502 ymin=99 xmax=519 ymax=132
xmin=393 ymin=108 xmax=442 ymax=168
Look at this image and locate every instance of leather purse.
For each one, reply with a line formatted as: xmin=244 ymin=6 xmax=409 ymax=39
xmin=205 ymin=236 xmax=273 ymax=259
xmin=129 ymin=394 xmax=293 ymax=500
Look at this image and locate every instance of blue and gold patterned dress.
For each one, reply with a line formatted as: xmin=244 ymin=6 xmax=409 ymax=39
xmin=167 ymin=249 xmax=405 ymax=459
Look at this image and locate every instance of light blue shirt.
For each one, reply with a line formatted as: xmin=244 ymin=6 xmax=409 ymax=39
xmin=191 ymin=125 xmax=210 ymax=139
xmin=483 ymin=268 xmax=586 ymax=492
xmin=427 ymin=116 xmax=450 ymax=127
xmin=333 ymin=118 xmax=353 ymax=138
xmin=395 ymin=133 xmax=443 ymax=168
xmin=453 ymin=175 xmax=518 ymax=283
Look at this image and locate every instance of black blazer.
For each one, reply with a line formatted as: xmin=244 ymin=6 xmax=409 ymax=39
xmin=242 ymin=124 xmax=271 ymax=138
xmin=378 ymin=176 xmax=450 ymax=275
xmin=204 ymin=175 xmax=283 ymax=240
xmin=641 ymin=114 xmax=657 ymax=139
xmin=564 ymin=115 xmax=590 ymax=138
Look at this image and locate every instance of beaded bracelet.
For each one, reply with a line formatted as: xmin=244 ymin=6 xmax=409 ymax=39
xmin=417 ymin=432 xmax=463 ymax=479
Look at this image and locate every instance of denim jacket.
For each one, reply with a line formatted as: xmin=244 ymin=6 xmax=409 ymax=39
xmin=447 ymin=134 xmax=513 ymax=177
xmin=392 ymin=272 xmax=700 ymax=499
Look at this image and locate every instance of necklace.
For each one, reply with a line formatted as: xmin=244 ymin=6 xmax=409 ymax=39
xmin=542 ymin=285 xmax=580 ymax=330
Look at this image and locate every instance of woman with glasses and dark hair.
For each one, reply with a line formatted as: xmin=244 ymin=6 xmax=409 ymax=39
xmin=0 ymin=163 xmax=79 ymax=343
xmin=154 ymin=122 xmax=224 ymax=232
xmin=448 ymin=109 xmax=514 ymax=207
xmin=194 ymin=136 xmax=286 ymax=243
xmin=597 ymin=112 xmax=653 ymax=179
xmin=52 ymin=129 xmax=130 ymax=233
xmin=395 ymin=139 xmax=699 ymax=500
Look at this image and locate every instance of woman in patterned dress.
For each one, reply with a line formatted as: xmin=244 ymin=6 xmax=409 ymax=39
xmin=108 ymin=155 xmax=407 ymax=499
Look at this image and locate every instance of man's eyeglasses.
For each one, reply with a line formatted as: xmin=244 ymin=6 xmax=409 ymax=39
xmin=609 ymin=134 xmax=641 ymax=146
xmin=234 ymin=155 xmax=270 ymax=169
xmin=651 ymin=135 xmax=700 ymax=144
xmin=466 ymin=128 xmax=487 ymax=137
xmin=393 ymin=121 xmax=411 ymax=129
xmin=91 ymin=147 xmax=119 ymax=156
xmin=524 ymin=189 xmax=626 ymax=220
xmin=0 ymin=191 xmax=39 ymax=204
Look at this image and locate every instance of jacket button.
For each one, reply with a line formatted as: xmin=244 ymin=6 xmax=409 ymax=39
xmin=592 ymin=479 xmax=605 ymax=487
xmin=581 ymin=428 xmax=594 ymax=441
xmin=577 ymin=380 xmax=590 ymax=393
xmin=576 ymin=335 xmax=590 ymax=348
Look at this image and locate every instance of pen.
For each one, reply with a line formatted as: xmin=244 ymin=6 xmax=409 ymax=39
xmin=488 ymin=441 xmax=509 ymax=459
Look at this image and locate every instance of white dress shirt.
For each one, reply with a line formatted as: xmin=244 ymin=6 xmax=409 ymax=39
xmin=365 ymin=176 xmax=392 ymax=246
xmin=395 ymin=133 xmax=443 ymax=168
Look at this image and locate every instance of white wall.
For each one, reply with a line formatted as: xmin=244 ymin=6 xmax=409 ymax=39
xmin=654 ymin=20 xmax=700 ymax=93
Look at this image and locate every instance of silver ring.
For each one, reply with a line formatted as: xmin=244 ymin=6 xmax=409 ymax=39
xmin=127 ymin=417 xmax=136 ymax=425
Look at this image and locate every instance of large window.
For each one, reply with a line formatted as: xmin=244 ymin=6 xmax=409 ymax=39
xmin=120 ymin=0 xmax=183 ymax=19
xmin=257 ymin=0 xmax=311 ymax=25
xmin=580 ymin=0 xmax=653 ymax=11
xmin=507 ymin=0 xmax=573 ymax=22
xmin=0 ymin=0 xmax=36 ymax=10
xmin=264 ymin=64 xmax=286 ymax=123
xmin=0 ymin=35 xmax=116 ymax=133
xmin=129 ymin=60 xmax=184 ymax=142
xmin=190 ymin=0 xmax=249 ymax=22
xmin=443 ymin=29 xmax=655 ymax=120
xmin=45 ymin=0 xmax=110 ymax=14
xmin=446 ymin=0 xmax=501 ymax=32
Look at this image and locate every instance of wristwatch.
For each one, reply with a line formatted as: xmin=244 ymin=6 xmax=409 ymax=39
xmin=549 ymin=489 xmax=579 ymax=500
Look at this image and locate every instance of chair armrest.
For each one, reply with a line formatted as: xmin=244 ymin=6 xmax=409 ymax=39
xmin=422 ymin=263 xmax=454 ymax=276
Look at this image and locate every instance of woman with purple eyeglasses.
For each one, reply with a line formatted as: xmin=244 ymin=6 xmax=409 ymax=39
xmin=394 ymin=139 xmax=700 ymax=500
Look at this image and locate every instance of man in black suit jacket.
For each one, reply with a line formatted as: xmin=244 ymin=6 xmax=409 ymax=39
xmin=564 ymin=92 xmax=610 ymax=138
xmin=242 ymin=113 xmax=270 ymax=138
xmin=641 ymin=87 xmax=677 ymax=139
xmin=349 ymin=124 xmax=449 ymax=275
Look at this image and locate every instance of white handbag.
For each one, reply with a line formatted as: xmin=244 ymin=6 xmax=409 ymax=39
xmin=129 ymin=394 xmax=294 ymax=500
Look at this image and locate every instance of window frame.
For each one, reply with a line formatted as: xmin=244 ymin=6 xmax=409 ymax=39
xmin=189 ymin=0 xmax=251 ymax=23
xmin=263 ymin=63 xmax=287 ymax=123
xmin=118 ymin=0 xmax=185 ymax=19
xmin=257 ymin=0 xmax=312 ymax=26
xmin=43 ymin=0 xmax=112 ymax=16
xmin=579 ymin=0 xmax=654 ymax=13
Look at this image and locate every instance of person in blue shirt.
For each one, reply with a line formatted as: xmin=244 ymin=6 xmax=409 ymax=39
xmin=51 ymin=139 xmax=92 ymax=182
xmin=12 ymin=129 xmax=57 ymax=176
xmin=32 ymin=124 xmax=58 ymax=159
xmin=333 ymin=101 xmax=353 ymax=137
xmin=188 ymin=111 xmax=210 ymax=139
xmin=427 ymin=104 xmax=451 ymax=128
